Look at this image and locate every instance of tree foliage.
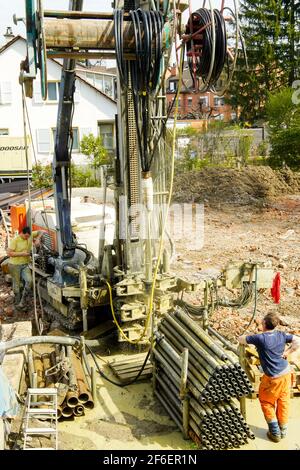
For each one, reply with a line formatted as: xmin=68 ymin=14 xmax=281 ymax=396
xmin=266 ymin=87 xmax=300 ymax=168
xmin=32 ymin=163 xmax=100 ymax=188
xmin=229 ymin=0 xmax=300 ymax=123
xmin=80 ymin=133 xmax=109 ymax=169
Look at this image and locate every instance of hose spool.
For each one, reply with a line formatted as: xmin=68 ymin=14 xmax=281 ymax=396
xmin=186 ymin=6 xmax=227 ymax=92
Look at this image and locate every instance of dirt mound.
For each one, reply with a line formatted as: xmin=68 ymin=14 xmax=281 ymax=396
xmin=173 ymin=166 xmax=300 ymax=205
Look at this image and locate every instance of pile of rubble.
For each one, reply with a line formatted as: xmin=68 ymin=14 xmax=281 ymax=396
xmin=173 ymin=166 xmax=300 ymax=206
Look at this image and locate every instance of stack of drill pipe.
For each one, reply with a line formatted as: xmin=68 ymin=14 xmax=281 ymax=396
xmin=154 ymin=310 xmax=255 ymax=449
xmin=160 ymin=310 xmax=254 ymax=402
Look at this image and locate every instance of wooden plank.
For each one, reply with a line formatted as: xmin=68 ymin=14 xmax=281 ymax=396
xmin=109 ymin=362 xmax=149 ymax=372
xmin=81 ymin=320 xmax=115 ymax=339
xmin=110 ymin=367 xmax=152 ymax=378
xmin=116 ymin=370 xmax=152 ymax=382
xmin=108 ymin=354 xmax=147 ymax=365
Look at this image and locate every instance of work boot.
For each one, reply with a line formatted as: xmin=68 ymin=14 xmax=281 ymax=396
xmin=16 ymin=289 xmax=29 ymax=311
xmin=279 ymin=424 xmax=288 ymax=439
xmin=13 ymin=293 xmax=21 ymax=305
xmin=267 ymin=420 xmax=281 ymax=443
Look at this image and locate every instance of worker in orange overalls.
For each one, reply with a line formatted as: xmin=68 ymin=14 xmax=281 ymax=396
xmin=239 ymin=313 xmax=300 ymax=442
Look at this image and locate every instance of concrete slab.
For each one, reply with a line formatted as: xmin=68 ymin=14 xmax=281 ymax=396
xmin=0 ymin=321 xmax=32 ymax=393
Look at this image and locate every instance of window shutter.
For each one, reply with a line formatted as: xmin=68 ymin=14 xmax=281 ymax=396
xmin=36 ymin=129 xmax=51 ymax=153
xmin=0 ymin=82 xmax=12 ymax=104
xmin=33 ymin=81 xmax=43 ymax=104
xmin=74 ymin=81 xmax=80 ymax=102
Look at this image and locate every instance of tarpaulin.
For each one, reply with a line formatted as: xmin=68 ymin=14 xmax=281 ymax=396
xmin=0 ymin=366 xmax=19 ymax=419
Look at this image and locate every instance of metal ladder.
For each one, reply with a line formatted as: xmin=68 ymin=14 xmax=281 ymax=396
xmin=23 ymin=388 xmax=58 ymax=450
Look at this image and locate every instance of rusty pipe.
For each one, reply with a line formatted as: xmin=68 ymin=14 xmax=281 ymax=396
xmin=73 ymin=404 xmax=85 ymax=417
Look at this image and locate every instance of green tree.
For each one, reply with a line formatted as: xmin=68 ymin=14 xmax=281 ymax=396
xmin=32 ymin=162 xmax=52 ymax=189
xmin=229 ymin=0 xmax=300 ymax=123
xmin=266 ymin=87 xmax=300 ymax=168
xmin=80 ymin=133 xmax=109 ymax=169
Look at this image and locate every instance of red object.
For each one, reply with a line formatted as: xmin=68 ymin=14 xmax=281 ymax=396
xmin=10 ymin=204 xmax=27 ymax=233
xmin=271 ymin=272 xmax=281 ymax=304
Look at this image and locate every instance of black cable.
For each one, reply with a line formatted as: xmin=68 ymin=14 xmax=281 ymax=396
xmin=114 ymin=8 xmax=164 ymax=172
xmin=239 ymin=265 xmax=258 ymax=335
xmin=186 ymin=8 xmax=227 ymax=90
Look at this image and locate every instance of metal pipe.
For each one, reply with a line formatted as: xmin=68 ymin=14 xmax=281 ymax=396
xmin=71 ymin=351 xmax=93 ymax=406
xmin=44 ymin=10 xmax=130 ymax=20
xmin=164 ymin=315 xmax=221 ymax=370
xmin=91 ymin=366 xmax=97 ymax=403
xmin=153 ymin=349 xmax=181 ymax=388
xmin=160 ymin=323 xmax=214 ymax=382
xmin=155 ymin=346 xmax=205 ymax=399
xmin=160 ymin=323 xmax=216 ymax=379
xmin=154 ymin=391 xmax=183 ymax=432
xmin=73 ymin=404 xmax=85 ymax=417
xmin=27 ymin=346 xmax=34 ymax=388
xmin=0 ymin=336 xmax=80 ymax=353
xmin=175 ymin=310 xmax=229 ymax=361
xmin=156 ymin=376 xmax=181 ymax=413
xmin=61 ymin=406 xmax=73 ymax=418
xmin=180 ymin=348 xmax=189 ymax=440
xmin=207 ymin=326 xmax=239 ymax=355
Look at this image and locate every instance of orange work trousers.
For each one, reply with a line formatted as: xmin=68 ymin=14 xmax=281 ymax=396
xmin=258 ymin=372 xmax=291 ymax=425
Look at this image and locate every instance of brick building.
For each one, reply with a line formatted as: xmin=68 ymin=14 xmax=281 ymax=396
xmin=166 ymin=64 xmax=237 ymax=123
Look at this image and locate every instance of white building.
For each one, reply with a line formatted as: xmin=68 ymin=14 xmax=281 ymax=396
xmin=0 ymin=36 xmax=117 ymax=166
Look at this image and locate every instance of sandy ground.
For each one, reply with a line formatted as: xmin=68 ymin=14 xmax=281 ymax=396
xmin=1 ymin=194 xmax=300 ymax=450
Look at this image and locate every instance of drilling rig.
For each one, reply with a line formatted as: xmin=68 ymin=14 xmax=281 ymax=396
xmin=19 ymin=0 xmax=274 ymax=345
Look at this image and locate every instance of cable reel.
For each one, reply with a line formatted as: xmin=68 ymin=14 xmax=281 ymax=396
xmin=185 ymin=0 xmax=242 ymax=94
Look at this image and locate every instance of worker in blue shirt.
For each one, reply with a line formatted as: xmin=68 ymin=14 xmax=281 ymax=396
xmin=239 ymin=312 xmax=300 ymax=442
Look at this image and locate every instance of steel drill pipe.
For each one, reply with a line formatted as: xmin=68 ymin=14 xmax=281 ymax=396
xmin=154 ymin=390 xmax=183 ymax=433
xmin=160 ymin=323 xmax=216 ymax=379
xmin=153 ymin=350 xmax=182 ymax=388
xmin=175 ymin=310 xmax=229 ymax=361
xmin=162 ymin=319 xmax=250 ymax=398
xmin=157 ymin=371 xmax=180 ymax=399
xmin=156 ymin=376 xmax=182 ymax=414
xmin=154 ymin=348 xmax=204 ymax=400
xmin=163 ymin=315 xmax=221 ymax=371
xmin=207 ymin=326 xmax=239 ymax=355
xmin=156 ymin=340 xmax=208 ymax=390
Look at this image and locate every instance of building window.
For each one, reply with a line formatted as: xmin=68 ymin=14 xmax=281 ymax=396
xmin=47 ymin=82 xmax=60 ymax=102
xmin=215 ymin=114 xmax=224 ymax=121
xmin=83 ymin=72 xmax=114 ymax=98
xmin=188 ymin=97 xmax=193 ymax=107
xmin=231 ymin=112 xmax=237 ymax=121
xmin=36 ymin=129 xmax=51 ymax=153
xmin=199 ymin=96 xmax=209 ymax=107
xmin=214 ymin=96 xmax=225 ymax=107
xmin=0 ymin=129 xmax=9 ymax=135
xmin=52 ymin=128 xmax=79 ymax=152
xmin=169 ymin=81 xmax=177 ymax=92
xmin=98 ymin=122 xmax=114 ymax=150
xmin=0 ymin=82 xmax=12 ymax=104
